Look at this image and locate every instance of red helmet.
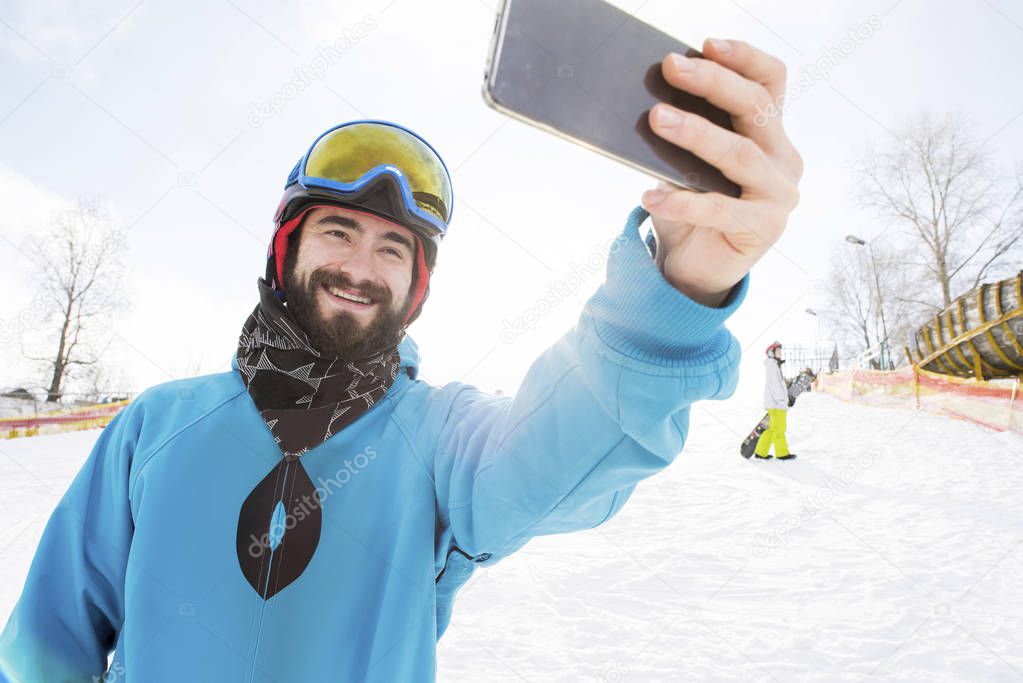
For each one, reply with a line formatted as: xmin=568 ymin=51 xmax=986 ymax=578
xmin=766 ymin=341 xmax=782 ymax=356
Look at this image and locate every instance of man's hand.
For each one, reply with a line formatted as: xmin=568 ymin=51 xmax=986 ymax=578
xmin=642 ymin=39 xmax=803 ymax=307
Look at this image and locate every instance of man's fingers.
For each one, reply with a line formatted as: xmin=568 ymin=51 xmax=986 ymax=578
xmin=698 ymin=40 xmax=804 ymax=179
xmin=660 ymin=53 xmax=792 ymax=158
xmin=701 ymin=38 xmax=788 ymax=103
xmin=641 ymin=188 xmax=783 ymax=246
xmin=649 ymin=104 xmax=797 ymax=202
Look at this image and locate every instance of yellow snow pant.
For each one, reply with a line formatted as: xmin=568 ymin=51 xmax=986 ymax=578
xmin=754 ymin=408 xmax=790 ymax=457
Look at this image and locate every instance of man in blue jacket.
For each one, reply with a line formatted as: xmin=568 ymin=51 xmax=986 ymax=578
xmin=1 ymin=39 xmax=801 ymax=682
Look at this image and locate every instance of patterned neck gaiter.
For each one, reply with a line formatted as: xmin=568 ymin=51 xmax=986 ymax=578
xmin=235 ymin=277 xmax=402 ymax=460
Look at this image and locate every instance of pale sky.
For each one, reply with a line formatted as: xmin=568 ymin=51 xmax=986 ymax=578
xmin=3 ymin=0 xmax=1023 ymax=401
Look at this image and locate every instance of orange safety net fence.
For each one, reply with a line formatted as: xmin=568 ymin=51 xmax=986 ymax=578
xmin=816 ymin=367 xmax=1022 ymax=435
xmin=0 ymin=400 xmax=130 ymax=439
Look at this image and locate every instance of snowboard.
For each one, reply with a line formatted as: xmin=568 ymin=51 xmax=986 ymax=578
xmin=740 ymin=368 xmax=817 ymax=459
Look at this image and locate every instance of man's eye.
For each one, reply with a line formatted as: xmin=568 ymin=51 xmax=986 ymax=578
xmin=382 ymin=247 xmax=403 ymax=258
xmin=327 ymin=230 xmax=351 ymax=241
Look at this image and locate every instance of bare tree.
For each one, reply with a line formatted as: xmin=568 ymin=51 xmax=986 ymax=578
xmin=874 ymin=245 xmax=930 ymax=365
xmin=79 ymin=346 xmax=133 ymax=403
xmin=856 ymin=114 xmax=1023 ymax=308
xmin=823 ymin=239 xmax=923 ymax=368
xmin=823 ymin=246 xmax=876 ymax=359
xmin=22 ymin=201 xmax=128 ymax=403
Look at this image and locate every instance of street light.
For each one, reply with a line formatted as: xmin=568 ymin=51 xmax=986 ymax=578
xmin=804 ymin=308 xmax=822 ymax=371
xmin=846 ymin=234 xmax=890 ymax=369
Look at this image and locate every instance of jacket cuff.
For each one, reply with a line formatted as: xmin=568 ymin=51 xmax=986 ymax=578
xmin=583 ymin=206 xmax=749 ymax=366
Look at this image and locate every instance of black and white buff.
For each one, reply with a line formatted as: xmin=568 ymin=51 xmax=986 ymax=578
xmin=233 ymin=277 xmax=402 ymax=599
xmin=235 ymin=277 xmax=402 ymax=460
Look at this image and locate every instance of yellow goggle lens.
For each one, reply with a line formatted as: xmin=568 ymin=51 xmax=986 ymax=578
xmin=303 ymin=123 xmax=451 ymax=225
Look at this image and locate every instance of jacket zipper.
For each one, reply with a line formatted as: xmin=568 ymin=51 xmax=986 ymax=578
xmin=248 ymin=458 xmax=295 ymax=683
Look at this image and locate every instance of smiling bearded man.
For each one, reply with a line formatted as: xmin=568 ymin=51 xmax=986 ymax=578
xmin=282 ymin=209 xmax=416 ymax=360
xmin=1 ymin=37 xmax=803 ymax=683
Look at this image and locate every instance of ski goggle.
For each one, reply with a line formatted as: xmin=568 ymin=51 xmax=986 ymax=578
xmin=284 ymin=120 xmax=453 ymax=237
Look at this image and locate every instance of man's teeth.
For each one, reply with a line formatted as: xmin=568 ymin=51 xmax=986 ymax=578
xmin=327 ymin=286 xmax=371 ymax=304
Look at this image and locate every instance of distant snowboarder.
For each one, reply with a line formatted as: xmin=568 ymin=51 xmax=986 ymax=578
xmin=753 ymin=341 xmax=797 ymax=460
xmin=738 ymin=363 xmax=813 ymax=459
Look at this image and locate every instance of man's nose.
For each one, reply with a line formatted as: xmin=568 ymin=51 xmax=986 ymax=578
xmin=340 ymin=242 xmax=376 ymax=284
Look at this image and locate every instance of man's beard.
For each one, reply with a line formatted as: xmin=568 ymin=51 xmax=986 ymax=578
xmin=284 ymin=266 xmax=410 ymax=359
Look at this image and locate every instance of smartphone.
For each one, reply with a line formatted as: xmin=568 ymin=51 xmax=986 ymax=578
xmin=483 ymin=0 xmax=741 ymax=198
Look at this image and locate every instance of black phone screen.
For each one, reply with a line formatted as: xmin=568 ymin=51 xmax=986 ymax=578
xmin=486 ymin=0 xmax=741 ymax=197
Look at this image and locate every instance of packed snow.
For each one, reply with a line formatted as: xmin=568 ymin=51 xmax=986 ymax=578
xmin=2 ymin=392 xmax=1021 ymax=681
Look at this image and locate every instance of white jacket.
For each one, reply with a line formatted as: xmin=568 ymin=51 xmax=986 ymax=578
xmin=763 ymin=357 xmax=789 ymax=410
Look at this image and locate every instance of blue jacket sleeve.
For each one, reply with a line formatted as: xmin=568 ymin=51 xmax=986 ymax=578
xmin=0 ymin=400 xmax=141 ymax=683
xmin=431 ymin=206 xmax=748 ymax=563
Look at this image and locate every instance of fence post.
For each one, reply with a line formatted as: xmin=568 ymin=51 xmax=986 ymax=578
xmin=1010 ymin=376 xmax=1020 ymax=431
xmin=913 ymin=364 xmax=921 ymax=411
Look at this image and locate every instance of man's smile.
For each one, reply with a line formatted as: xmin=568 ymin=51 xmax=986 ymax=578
xmin=321 ymin=283 xmax=376 ymax=313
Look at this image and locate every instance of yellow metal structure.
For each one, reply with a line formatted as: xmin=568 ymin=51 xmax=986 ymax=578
xmin=907 ymin=271 xmax=1023 ymax=379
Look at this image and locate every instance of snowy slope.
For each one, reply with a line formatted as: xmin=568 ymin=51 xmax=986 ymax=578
xmin=2 ymin=393 xmax=1021 ymax=681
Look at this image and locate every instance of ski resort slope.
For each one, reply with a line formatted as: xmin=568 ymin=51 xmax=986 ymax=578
xmin=1 ymin=392 xmax=1021 ymax=681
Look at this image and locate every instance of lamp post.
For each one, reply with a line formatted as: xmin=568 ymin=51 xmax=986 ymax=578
xmin=805 ymin=308 xmax=821 ymax=373
xmin=845 ymin=234 xmax=890 ymax=369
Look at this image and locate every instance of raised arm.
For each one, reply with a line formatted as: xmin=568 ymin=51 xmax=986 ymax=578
xmin=426 ymin=207 xmax=746 ymax=567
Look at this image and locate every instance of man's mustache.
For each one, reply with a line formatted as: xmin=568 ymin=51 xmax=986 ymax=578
xmin=310 ymin=269 xmax=392 ymax=305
